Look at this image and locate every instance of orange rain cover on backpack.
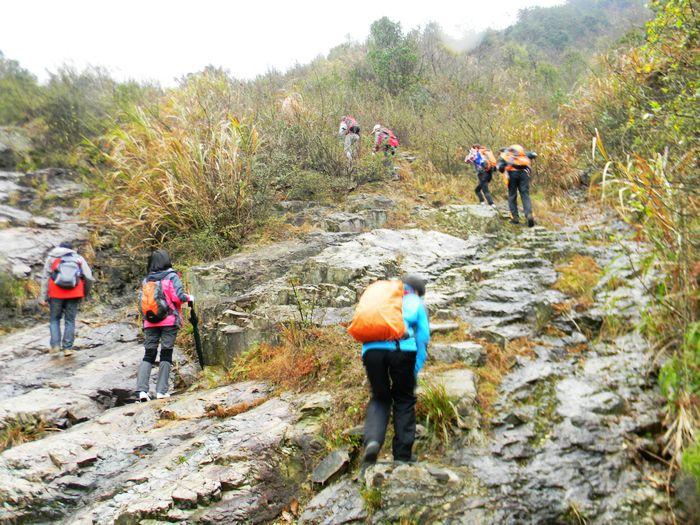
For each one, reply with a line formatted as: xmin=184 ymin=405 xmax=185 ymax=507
xmin=347 ymin=280 xmax=406 ymax=342
xmin=480 ymin=148 xmax=498 ymax=170
xmin=499 ymin=144 xmax=531 ymax=171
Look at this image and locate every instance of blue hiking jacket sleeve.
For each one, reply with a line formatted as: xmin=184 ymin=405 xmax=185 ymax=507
xmin=362 ymin=293 xmax=431 ymax=375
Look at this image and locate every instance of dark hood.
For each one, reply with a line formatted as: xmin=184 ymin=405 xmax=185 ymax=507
xmin=148 ymin=250 xmax=172 ymax=273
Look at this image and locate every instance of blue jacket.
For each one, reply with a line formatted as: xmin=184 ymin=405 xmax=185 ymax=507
xmin=362 ymin=292 xmax=430 ymax=375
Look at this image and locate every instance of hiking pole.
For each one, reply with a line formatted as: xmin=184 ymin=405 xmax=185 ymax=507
xmin=188 ymin=301 xmax=205 ymax=369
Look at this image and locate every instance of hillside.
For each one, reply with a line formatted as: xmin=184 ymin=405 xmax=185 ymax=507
xmin=0 ymin=0 xmax=698 ymax=523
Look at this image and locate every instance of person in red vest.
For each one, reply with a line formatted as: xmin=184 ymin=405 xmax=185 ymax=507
xmin=39 ymin=242 xmax=94 ymax=356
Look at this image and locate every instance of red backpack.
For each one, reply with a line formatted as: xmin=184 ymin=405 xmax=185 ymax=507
xmin=343 ymin=116 xmax=357 ymax=128
xmin=379 ymin=128 xmax=399 ymax=148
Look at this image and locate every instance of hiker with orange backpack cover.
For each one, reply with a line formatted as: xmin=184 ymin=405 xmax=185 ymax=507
xmin=39 ymin=241 xmax=95 ymax=357
xmin=348 ymin=275 xmax=430 ymax=472
xmin=135 ymin=249 xmax=193 ymax=402
xmin=497 ymin=144 xmax=538 ymax=227
xmin=465 ymin=144 xmax=497 ymax=207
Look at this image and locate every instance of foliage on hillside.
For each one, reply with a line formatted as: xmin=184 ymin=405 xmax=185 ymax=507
xmin=562 ymin=0 xmax=698 ymax=486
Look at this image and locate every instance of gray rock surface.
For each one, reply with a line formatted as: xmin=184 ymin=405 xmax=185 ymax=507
xmin=311 ymin=449 xmax=350 ymax=485
xmin=0 ymin=189 xmax=674 ymax=523
xmin=430 ymin=341 xmax=486 ymax=366
xmin=189 ymin=228 xmax=486 ymax=366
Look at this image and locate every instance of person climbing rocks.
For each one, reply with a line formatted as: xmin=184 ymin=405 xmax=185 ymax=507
xmin=497 ymin=144 xmax=538 ymax=227
xmin=347 ymin=275 xmax=430 ymax=474
xmin=338 ymin=115 xmax=361 ymax=162
xmin=465 ymin=144 xmax=497 ymax=208
xmin=136 ymin=249 xmax=193 ymax=402
xmin=372 ymin=124 xmax=399 ymax=179
xmin=38 ymin=241 xmax=95 ymax=357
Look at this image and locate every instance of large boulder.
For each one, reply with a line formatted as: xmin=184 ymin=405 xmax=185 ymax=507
xmin=0 ymin=127 xmax=31 ymax=169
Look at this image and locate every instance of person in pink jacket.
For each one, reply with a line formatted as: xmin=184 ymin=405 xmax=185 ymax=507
xmin=136 ymin=250 xmax=193 ymax=401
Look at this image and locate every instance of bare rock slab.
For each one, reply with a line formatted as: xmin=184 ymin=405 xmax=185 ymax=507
xmin=311 ymin=449 xmax=350 ymax=485
xmin=299 ymin=479 xmax=366 ymax=525
xmin=430 ymin=341 xmax=486 ymax=366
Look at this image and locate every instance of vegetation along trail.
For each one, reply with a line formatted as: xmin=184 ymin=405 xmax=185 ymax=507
xmin=0 ymin=0 xmax=697 ymax=523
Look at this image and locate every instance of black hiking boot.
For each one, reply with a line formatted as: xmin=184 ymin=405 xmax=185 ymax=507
xmin=527 ymin=217 xmax=536 ymax=228
xmin=510 ymin=217 xmax=520 ymax=225
xmin=363 ymin=441 xmax=380 ymax=464
xmin=359 ymin=441 xmax=381 ymax=480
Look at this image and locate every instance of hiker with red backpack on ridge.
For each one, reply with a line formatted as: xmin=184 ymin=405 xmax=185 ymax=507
xmin=39 ymin=241 xmax=95 ymax=357
xmin=497 ymin=144 xmax=538 ymax=227
xmin=348 ymin=275 xmax=430 ymax=474
xmin=465 ymin=144 xmax=497 ymax=208
xmin=339 ymin=115 xmax=361 ymax=162
xmin=372 ymin=124 xmax=400 ymax=179
xmin=135 ymin=249 xmax=193 ymax=402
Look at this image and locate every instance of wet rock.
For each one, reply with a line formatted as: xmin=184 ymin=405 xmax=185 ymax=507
xmin=171 ymin=486 xmax=198 ymax=508
xmin=299 ymin=479 xmax=366 ymax=525
xmin=323 ymin=212 xmax=366 ymax=233
xmin=426 ymin=465 xmax=460 ymax=484
xmin=346 ymin=194 xmax=395 ymax=212
xmin=429 ymin=321 xmax=460 ymax=334
xmin=311 ymin=449 xmax=350 ymax=485
xmin=363 ymin=462 xmax=487 ymax=523
xmin=556 ymin=378 xmax=624 ymax=421
xmin=429 ymin=341 xmax=485 ymax=366
xmin=430 ymin=368 xmax=477 ymax=401
xmin=0 ymin=128 xmax=31 ymax=169
xmin=301 ymin=391 xmax=332 ymax=415
xmin=470 ymin=328 xmax=506 ymax=349
xmin=0 ymin=388 xmax=308 ymax=523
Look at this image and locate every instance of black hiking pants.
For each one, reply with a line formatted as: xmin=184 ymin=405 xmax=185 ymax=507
xmin=143 ymin=325 xmax=178 ymax=364
xmin=507 ymin=169 xmax=533 ymax=221
xmin=475 ymin=170 xmax=494 ymax=205
xmin=363 ymin=349 xmax=417 ymax=461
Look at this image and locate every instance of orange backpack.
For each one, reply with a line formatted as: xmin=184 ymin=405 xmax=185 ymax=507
xmin=480 ymin=148 xmax=498 ymax=170
xmin=139 ymin=278 xmax=171 ymax=323
xmin=499 ymin=144 xmax=531 ymax=171
xmin=347 ymin=280 xmax=406 ymax=342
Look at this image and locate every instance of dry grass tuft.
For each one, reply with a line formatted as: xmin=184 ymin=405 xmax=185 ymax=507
xmin=554 ymin=255 xmax=602 ymax=308
xmin=205 ymin=396 xmax=270 ymax=419
xmin=473 ymin=337 xmax=537 ymax=426
xmin=228 ymin=322 xmax=368 ymax=444
xmin=0 ymin=415 xmax=56 ymax=452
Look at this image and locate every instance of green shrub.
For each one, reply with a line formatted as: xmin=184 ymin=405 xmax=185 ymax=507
xmin=0 ymin=272 xmax=36 ymax=318
xmin=681 ymin=438 xmax=700 ymax=493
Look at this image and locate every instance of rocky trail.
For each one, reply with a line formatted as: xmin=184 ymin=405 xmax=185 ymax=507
xmin=0 ymin=175 xmax=676 ymax=524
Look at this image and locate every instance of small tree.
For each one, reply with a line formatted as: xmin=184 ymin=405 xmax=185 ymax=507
xmin=366 ymin=17 xmax=421 ymax=95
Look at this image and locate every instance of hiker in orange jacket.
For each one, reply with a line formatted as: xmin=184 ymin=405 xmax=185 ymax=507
xmin=39 ymin=242 xmax=95 ymax=357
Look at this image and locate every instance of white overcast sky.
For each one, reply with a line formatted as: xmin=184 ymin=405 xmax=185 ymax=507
xmin=2 ymin=0 xmax=564 ymax=86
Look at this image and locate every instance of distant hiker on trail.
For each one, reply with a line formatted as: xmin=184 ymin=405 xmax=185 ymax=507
xmin=136 ymin=249 xmax=193 ymax=402
xmin=338 ymin=115 xmax=361 ymax=162
xmin=498 ymin=144 xmax=538 ymax=227
xmin=347 ymin=275 xmax=430 ymax=473
xmin=465 ymin=144 xmax=497 ymax=208
xmin=372 ymin=124 xmax=399 ymax=179
xmin=39 ymin=241 xmax=95 ymax=357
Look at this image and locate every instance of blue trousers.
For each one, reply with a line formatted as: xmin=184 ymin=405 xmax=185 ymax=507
xmin=49 ymin=298 xmax=80 ymax=349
